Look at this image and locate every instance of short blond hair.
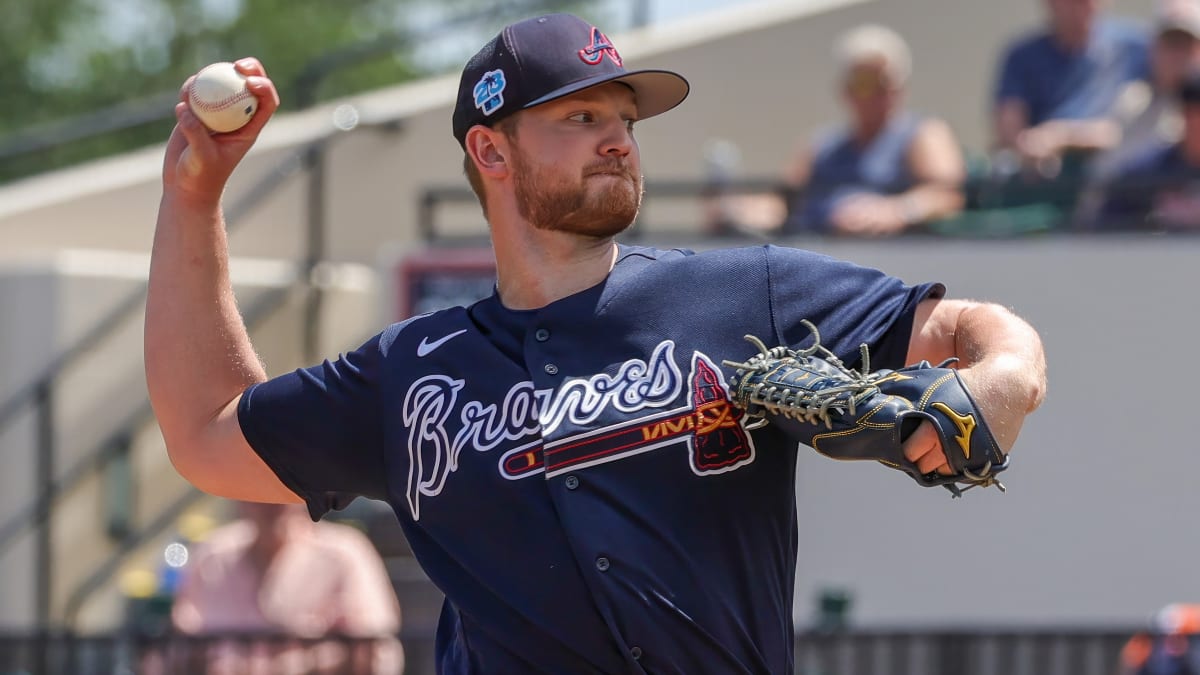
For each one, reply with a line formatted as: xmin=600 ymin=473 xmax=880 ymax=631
xmin=833 ymin=24 xmax=912 ymax=85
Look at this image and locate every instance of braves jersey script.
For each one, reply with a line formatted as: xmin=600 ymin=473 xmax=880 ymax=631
xmin=238 ymin=244 xmax=943 ymax=675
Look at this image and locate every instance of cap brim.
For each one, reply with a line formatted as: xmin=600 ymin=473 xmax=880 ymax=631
xmin=523 ymin=69 xmax=690 ymax=121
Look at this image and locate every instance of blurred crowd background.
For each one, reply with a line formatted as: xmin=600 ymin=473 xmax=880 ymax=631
xmin=3 ymin=0 xmax=1200 ymax=673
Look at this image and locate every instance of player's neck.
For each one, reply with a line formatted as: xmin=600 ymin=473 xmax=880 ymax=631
xmin=492 ymin=227 xmax=618 ymax=310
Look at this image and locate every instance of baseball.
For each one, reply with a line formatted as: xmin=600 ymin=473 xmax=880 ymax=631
xmin=187 ymin=62 xmax=258 ymax=133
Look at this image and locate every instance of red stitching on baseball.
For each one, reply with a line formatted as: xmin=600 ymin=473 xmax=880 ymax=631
xmin=189 ymin=65 xmax=255 ymax=112
xmin=189 ymin=88 xmax=254 ymax=112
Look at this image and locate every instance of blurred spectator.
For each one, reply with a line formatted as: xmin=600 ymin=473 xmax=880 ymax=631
xmin=1074 ymin=0 xmax=1200 ymax=225
xmin=1089 ymin=67 xmax=1200 ymax=230
xmin=168 ymin=502 xmax=403 ymax=674
xmin=775 ymin=24 xmax=965 ymax=236
xmin=991 ymin=0 xmax=1149 ymax=181
xmin=1119 ymin=603 xmax=1200 ymax=675
xmin=1098 ymin=0 xmax=1200 ymax=174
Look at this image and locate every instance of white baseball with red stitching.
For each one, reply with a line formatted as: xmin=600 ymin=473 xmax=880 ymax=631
xmin=187 ymin=62 xmax=258 ymax=133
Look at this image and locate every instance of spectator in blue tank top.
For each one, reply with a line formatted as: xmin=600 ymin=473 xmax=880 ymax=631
xmin=779 ymin=24 xmax=966 ymax=236
xmin=992 ymin=0 xmax=1150 ymax=178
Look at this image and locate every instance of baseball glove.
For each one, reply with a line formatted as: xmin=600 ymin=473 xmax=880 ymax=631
xmin=723 ymin=321 xmax=1008 ymax=497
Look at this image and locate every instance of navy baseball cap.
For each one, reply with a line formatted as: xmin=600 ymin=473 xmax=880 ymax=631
xmin=452 ymin=14 xmax=690 ymax=148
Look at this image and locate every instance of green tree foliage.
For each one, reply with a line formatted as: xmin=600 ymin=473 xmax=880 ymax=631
xmin=0 ymin=0 xmax=604 ymax=183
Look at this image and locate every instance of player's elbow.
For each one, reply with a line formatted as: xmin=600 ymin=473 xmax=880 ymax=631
xmin=162 ymin=432 xmax=225 ymax=497
xmin=963 ymin=302 xmax=1048 ymax=413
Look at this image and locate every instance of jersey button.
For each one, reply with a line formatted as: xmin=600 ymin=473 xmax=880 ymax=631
xmin=564 ymin=475 xmax=580 ymax=490
xmin=544 ymin=363 xmax=559 ymax=375
xmin=630 ymin=646 xmax=643 ymax=660
xmin=595 ymin=557 xmax=610 ymax=572
xmin=534 ymin=328 xmax=551 ymax=342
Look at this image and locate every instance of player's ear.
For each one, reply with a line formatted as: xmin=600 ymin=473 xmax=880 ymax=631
xmin=465 ymin=126 xmax=509 ymax=179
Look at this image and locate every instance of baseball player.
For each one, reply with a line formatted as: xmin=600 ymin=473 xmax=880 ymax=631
xmin=146 ymin=13 xmax=1047 ymax=674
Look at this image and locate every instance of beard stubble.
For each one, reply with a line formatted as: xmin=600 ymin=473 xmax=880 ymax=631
xmin=511 ymin=151 xmax=643 ymax=238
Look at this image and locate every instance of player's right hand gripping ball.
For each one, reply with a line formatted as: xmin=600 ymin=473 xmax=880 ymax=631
xmin=723 ymin=321 xmax=1008 ymax=497
xmin=187 ymin=62 xmax=258 ymax=133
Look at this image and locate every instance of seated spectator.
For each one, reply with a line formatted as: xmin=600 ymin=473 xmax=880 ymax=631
xmin=1090 ymin=68 xmax=1200 ymax=230
xmin=1100 ymin=0 xmax=1200 ymax=174
xmin=169 ymin=502 xmax=404 ymax=674
xmin=1075 ymin=0 xmax=1200 ymax=224
xmin=1119 ymin=603 xmax=1200 ymax=675
xmin=778 ymin=24 xmax=966 ymax=236
xmin=991 ymin=0 xmax=1149 ymax=184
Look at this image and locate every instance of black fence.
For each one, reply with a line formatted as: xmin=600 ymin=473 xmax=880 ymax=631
xmin=0 ymin=627 xmax=1148 ymax=675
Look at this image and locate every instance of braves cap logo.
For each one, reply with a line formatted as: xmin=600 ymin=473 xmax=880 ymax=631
xmin=578 ymin=27 xmax=623 ymax=66
xmin=473 ymin=69 xmax=507 ymax=116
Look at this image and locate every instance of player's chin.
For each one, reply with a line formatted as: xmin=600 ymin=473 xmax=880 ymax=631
xmin=592 ymin=179 xmax=639 ymax=205
xmin=563 ymin=203 xmax=637 ymax=238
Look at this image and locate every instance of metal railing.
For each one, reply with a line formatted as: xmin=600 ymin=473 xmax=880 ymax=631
xmin=0 ymin=627 xmax=1149 ymax=675
xmin=416 ymin=169 xmax=1200 ymax=242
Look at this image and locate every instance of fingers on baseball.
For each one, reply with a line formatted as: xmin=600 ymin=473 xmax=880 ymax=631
xmin=174 ymin=102 xmax=217 ymax=156
xmin=902 ymin=421 xmax=952 ymax=476
xmin=233 ymin=57 xmax=280 ymax=120
xmin=240 ymin=77 xmax=279 ymax=132
xmin=178 ymin=76 xmax=196 ymax=104
xmin=233 ymin=57 xmax=266 ymax=78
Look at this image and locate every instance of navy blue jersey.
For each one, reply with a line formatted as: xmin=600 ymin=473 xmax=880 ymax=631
xmin=238 ymin=244 xmax=942 ymax=674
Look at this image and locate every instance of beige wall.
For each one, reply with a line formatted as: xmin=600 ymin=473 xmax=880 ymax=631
xmin=681 ymin=233 xmax=1197 ymax=628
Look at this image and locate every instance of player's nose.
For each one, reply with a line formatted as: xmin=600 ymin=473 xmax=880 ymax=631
xmin=598 ymin=119 xmax=634 ymax=158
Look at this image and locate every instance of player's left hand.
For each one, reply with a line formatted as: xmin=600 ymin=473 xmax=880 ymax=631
xmin=901 ymin=421 xmax=953 ymax=476
xmin=724 ymin=323 xmax=1011 ymax=497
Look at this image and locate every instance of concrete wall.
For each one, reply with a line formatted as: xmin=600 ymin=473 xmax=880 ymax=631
xmin=760 ymin=234 xmax=1196 ymax=628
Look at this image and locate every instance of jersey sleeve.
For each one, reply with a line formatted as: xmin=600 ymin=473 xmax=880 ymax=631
xmin=993 ymin=40 xmax=1029 ymax=106
xmin=238 ymin=326 xmax=401 ymax=520
xmin=763 ymin=245 xmax=943 ymax=370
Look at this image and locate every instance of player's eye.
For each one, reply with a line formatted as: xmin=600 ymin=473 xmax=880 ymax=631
xmin=568 ymin=112 xmax=595 ymax=123
xmin=624 ymin=118 xmax=638 ymax=132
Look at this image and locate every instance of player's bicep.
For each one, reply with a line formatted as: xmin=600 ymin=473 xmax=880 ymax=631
xmin=171 ymin=394 xmax=302 ymax=504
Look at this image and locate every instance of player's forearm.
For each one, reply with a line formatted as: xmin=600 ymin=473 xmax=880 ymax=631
xmin=145 ymin=192 xmax=267 ymax=444
xmin=951 ymin=303 xmax=1047 ymax=452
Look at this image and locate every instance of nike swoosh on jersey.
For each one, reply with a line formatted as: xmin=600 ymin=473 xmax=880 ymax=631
xmin=417 ymin=329 xmax=468 ymax=357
